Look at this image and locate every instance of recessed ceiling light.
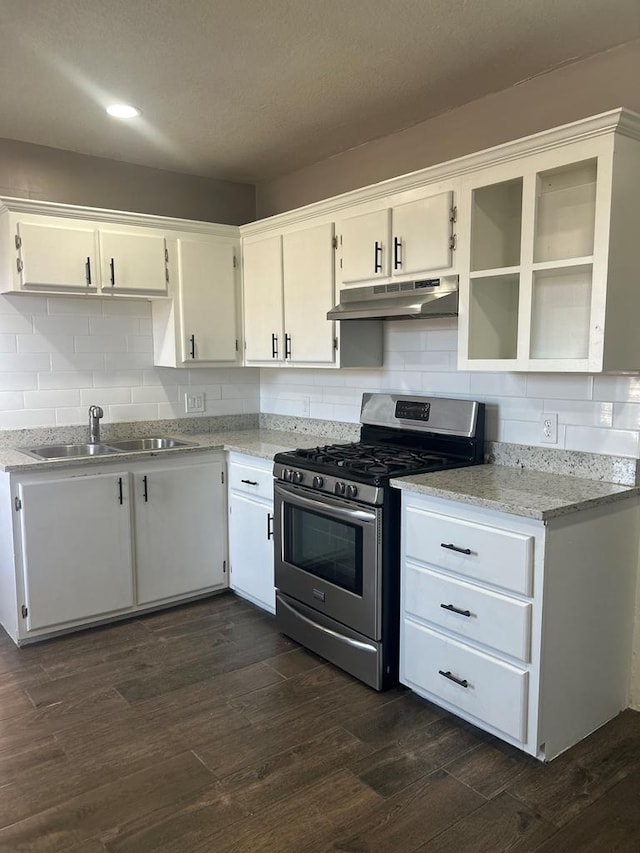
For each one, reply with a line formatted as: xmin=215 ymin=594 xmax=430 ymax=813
xmin=106 ymin=104 xmax=141 ymax=119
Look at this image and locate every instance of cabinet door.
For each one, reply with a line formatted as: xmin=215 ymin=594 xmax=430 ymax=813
xmin=100 ymin=228 xmax=168 ymax=293
xmin=283 ymin=223 xmax=336 ymax=365
xmin=242 ymin=235 xmax=284 ymax=363
xmin=133 ymin=460 xmax=225 ymax=604
xmin=178 ymin=238 xmax=239 ymax=363
xmin=340 ymin=209 xmax=390 ymax=285
xmin=17 ymin=473 xmax=133 ymax=631
xmin=228 ymin=491 xmax=275 ymax=613
xmin=16 ymin=220 xmax=97 ymax=290
xmin=391 ymin=192 xmax=453 ymax=276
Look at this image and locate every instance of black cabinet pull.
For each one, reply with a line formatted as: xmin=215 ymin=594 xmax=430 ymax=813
xmin=267 ymin=512 xmax=274 ymax=540
xmin=439 ymin=669 xmax=469 ymax=688
xmin=271 ymin=333 xmax=278 ymax=358
xmin=374 ymin=240 xmax=383 ymax=273
xmin=441 ymin=542 xmax=472 ymax=555
xmin=285 ymin=333 xmax=291 ymax=359
xmin=240 ymin=479 xmax=259 ymax=486
xmin=393 ymin=236 xmax=402 ymax=270
xmin=85 ymin=257 xmax=92 ymax=285
xmin=440 ymin=603 xmax=471 ymax=618
xmin=109 ymin=258 xmax=116 ymax=286
xmin=142 ymin=475 xmax=148 ymax=502
xmin=190 ymin=334 xmax=196 ymax=359
xmin=117 ymin=477 xmax=123 ymax=505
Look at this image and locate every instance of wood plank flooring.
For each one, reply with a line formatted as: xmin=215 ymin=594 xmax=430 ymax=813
xmin=0 ymin=592 xmax=639 ymax=852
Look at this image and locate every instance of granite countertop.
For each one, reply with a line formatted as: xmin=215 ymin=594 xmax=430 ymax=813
xmin=0 ymin=428 xmax=333 ymax=474
xmin=390 ymin=463 xmax=640 ymax=520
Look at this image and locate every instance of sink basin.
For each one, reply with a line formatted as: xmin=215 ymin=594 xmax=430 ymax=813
xmin=106 ymin=437 xmax=197 ymax=452
xmin=22 ymin=443 xmax=121 ymax=460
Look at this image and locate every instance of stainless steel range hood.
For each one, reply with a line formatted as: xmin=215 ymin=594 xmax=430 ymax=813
xmin=327 ymin=276 xmax=458 ymax=321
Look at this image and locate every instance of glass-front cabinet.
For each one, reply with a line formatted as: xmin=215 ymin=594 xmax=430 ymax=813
xmin=457 ymin=119 xmax=640 ymax=372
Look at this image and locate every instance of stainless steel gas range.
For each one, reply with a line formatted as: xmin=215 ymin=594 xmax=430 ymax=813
xmin=273 ymin=393 xmax=485 ymax=690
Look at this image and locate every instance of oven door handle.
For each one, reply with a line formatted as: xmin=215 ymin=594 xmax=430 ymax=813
xmin=274 ymin=482 xmax=377 ymax=524
xmin=278 ymin=594 xmax=378 ymax=653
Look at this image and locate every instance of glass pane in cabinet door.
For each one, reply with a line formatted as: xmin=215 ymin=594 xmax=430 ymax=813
xmin=530 ymin=266 xmax=592 ymax=360
xmin=471 ymin=179 xmax=523 ymax=272
xmin=534 ymin=160 xmax=597 ymax=263
xmin=468 ymin=274 xmax=519 ymax=360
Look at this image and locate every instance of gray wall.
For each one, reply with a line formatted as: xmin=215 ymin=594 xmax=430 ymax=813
xmin=256 ymin=38 xmax=640 ymax=217
xmin=0 ymin=138 xmax=255 ymax=225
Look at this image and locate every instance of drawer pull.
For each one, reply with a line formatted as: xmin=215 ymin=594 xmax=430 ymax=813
xmin=240 ymin=479 xmax=259 ymax=486
xmin=439 ymin=669 xmax=469 ymax=688
xmin=440 ymin=603 xmax=471 ymax=618
xmin=441 ymin=542 xmax=472 ymax=555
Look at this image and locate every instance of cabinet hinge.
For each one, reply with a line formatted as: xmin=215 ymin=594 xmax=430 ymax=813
xmin=16 ymin=258 xmax=23 ymax=273
xmin=235 ymin=339 xmax=239 ymax=352
xmin=223 ymin=560 xmax=227 ymax=574
xmin=14 ymin=234 xmax=22 ymax=250
xmin=165 ymin=266 xmax=169 ymax=284
xmin=331 ymin=236 xmax=338 ymax=249
xmin=14 ymin=496 xmax=22 ymax=511
xmin=221 ymin=470 xmax=225 ymax=484
xmin=164 ymin=247 xmax=169 ymax=262
xmin=334 ymin=336 xmax=339 ymax=351
xmin=233 ymin=254 xmax=238 ymax=268
xmin=449 ymin=234 xmax=457 ymax=251
xmin=339 ymin=258 xmax=342 ymax=269
xmin=450 ymin=206 xmax=457 ymax=223
xmin=21 ymin=604 xmax=27 ymax=618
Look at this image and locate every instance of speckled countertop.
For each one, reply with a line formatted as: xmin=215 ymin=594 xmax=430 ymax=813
xmin=391 ymin=464 xmax=640 ymax=520
xmin=0 ymin=428 xmax=334 ymax=474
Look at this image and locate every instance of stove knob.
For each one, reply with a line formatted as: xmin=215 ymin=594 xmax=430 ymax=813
xmin=312 ymin=475 xmax=324 ymax=489
xmin=283 ymin=468 xmax=293 ymax=482
xmin=334 ymin=481 xmax=346 ymax=496
xmin=292 ymin=470 xmax=304 ymax=484
xmin=346 ymin=484 xmax=358 ymax=499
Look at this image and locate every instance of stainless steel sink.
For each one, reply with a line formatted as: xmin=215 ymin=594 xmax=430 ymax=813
xmin=103 ymin=437 xmax=197 ymax=452
xmin=22 ymin=443 xmax=121 ymax=460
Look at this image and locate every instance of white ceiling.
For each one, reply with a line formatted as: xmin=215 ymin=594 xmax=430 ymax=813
xmin=1 ymin=0 xmax=639 ymax=184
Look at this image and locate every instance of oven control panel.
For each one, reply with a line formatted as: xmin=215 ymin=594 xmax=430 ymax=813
xmin=273 ymin=463 xmax=383 ymax=506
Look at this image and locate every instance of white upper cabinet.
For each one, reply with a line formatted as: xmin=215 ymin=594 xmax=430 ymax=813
xmin=458 ymin=113 xmax=640 ymax=372
xmin=242 ymin=221 xmax=382 ymax=368
xmin=98 ymin=228 xmax=168 ymax=294
xmin=338 ymin=189 xmax=455 ymax=287
xmin=152 ymin=232 xmax=241 ymax=368
xmin=14 ymin=219 xmax=98 ymax=290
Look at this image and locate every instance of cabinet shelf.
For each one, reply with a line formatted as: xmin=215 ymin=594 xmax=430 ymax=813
xmin=469 ymin=265 xmax=521 ymax=280
xmin=534 ymin=159 xmax=597 ymax=264
xmin=530 ymin=264 xmax=592 ymax=360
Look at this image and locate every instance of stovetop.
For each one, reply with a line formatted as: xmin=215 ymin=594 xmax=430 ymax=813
xmin=293 ymin=441 xmax=452 ymax=480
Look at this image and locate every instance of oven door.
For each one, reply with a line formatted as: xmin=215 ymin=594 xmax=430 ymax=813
xmin=274 ymin=481 xmax=382 ymax=639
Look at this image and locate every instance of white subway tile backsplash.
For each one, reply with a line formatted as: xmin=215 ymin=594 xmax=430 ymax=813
xmin=0 ymin=314 xmax=33 ymax=334
xmin=422 ymin=371 xmax=471 ymax=394
xmin=102 ymin=298 xmax=152 ymax=317
xmin=593 ymin=375 xmax=640 ymax=402
xmin=469 ymin=373 xmax=527 ymax=397
xmin=80 ymin=388 xmax=131 ymax=406
xmin=0 ymin=352 xmax=50 ymax=371
xmin=47 ymin=297 xmax=103 ymax=316
xmin=0 ymin=391 xmax=24 ymax=411
xmin=404 ymin=350 xmax=452 ymax=371
xmin=526 ymin=374 xmax=594 ymax=400
xmin=613 ymin=403 xmax=640 ymax=430
xmin=38 ymin=371 xmax=94 ymax=390
xmin=500 ymin=419 xmax=567 ymax=449
xmin=131 ymin=385 xmax=179 ymax=404
xmin=93 ymin=370 xmax=144 ymax=388
xmin=89 ymin=317 xmax=142 ymax=336
xmin=55 ymin=406 xmax=95 ymax=425
xmin=24 ymin=389 xmax=80 ymax=409
xmin=108 ymin=403 xmax=159 ymax=422
xmin=17 ymin=334 xmax=75 ymax=353
xmin=33 ymin=315 xmax=89 ymax=336
xmin=75 ymin=335 xmax=127 ymax=353
xmin=0 ymin=409 xmax=56 ymax=429
xmin=51 ymin=352 xmax=105 ymax=371
xmin=0 ymin=294 xmax=47 ymax=315
xmin=565 ymin=425 xmax=640 ymax=457
xmin=0 ymin=335 xmax=16 ymax=353
xmin=104 ymin=352 xmax=153 ymax=370
xmin=126 ymin=335 xmax=153 ymax=353
xmin=0 ymin=372 xmax=37 ymax=391
xmin=545 ymin=400 xmax=613 ymax=427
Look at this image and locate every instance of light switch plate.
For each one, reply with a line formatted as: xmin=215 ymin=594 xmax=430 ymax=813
xmin=185 ymin=392 xmax=206 ymax=413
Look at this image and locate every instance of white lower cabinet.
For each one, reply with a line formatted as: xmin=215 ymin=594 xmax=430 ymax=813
xmin=227 ymin=453 xmax=275 ymax=612
xmin=1 ymin=451 xmax=227 ymax=643
xmin=399 ymin=490 xmax=639 ymax=761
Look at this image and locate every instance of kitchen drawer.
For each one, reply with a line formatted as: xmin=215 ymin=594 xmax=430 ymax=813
xmin=404 ymin=561 xmax=532 ymax=661
xmin=228 ymin=458 xmax=273 ymax=501
xmin=402 ymin=619 xmax=528 ymax=742
xmin=405 ymin=506 xmax=533 ymax=595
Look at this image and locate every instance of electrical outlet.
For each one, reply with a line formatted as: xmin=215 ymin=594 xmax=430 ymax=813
xmin=541 ymin=413 xmax=558 ymax=444
xmin=184 ymin=392 xmax=206 ymax=413
xmin=302 ymin=396 xmax=310 ymax=416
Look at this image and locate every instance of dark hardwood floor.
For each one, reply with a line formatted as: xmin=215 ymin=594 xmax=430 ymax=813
xmin=1 ymin=593 xmax=639 ymax=852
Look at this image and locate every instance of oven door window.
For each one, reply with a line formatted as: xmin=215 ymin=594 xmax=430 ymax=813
xmin=284 ymin=504 xmax=363 ymax=595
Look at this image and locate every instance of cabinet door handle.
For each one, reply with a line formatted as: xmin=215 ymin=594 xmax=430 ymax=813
xmin=109 ymin=258 xmax=116 ymax=286
xmin=190 ymin=334 xmax=196 ymax=359
xmin=439 ymin=669 xmax=469 ymax=688
xmin=271 ymin=333 xmax=278 ymax=358
xmin=85 ymin=257 xmax=92 ymax=285
xmin=142 ymin=475 xmax=148 ymax=502
xmin=118 ymin=477 xmax=124 ymax=505
xmin=267 ymin=512 xmax=274 ymax=540
xmin=441 ymin=542 xmax=472 ymax=555
xmin=240 ymin=479 xmax=259 ymax=485
xmin=440 ymin=603 xmax=471 ymax=618
xmin=285 ymin=333 xmax=291 ymax=359
xmin=373 ymin=240 xmax=383 ymax=273
xmin=393 ymin=236 xmax=402 ymax=270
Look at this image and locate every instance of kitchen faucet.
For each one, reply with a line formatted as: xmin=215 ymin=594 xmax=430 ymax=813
xmin=88 ymin=405 xmax=104 ymax=443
